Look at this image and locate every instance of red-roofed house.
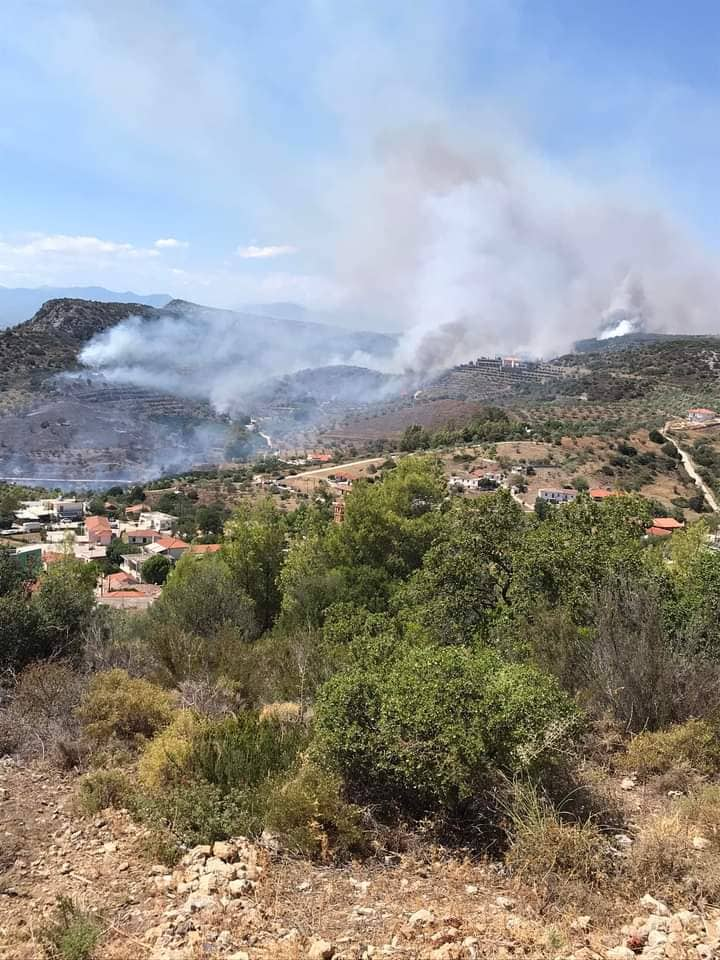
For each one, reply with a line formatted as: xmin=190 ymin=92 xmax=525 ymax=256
xmin=308 ymin=452 xmax=333 ymax=463
xmin=589 ymin=488 xmax=616 ymax=501
xmin=187 ymin=543 xmax=222 ymax=555
xmin=647 ymin=516 xmax=684 ymax=537
xmin=147 ymin=537 xmax=189 ymax=561
xmin=126 ymin=529 xmax=164 ymax=546
xmin=688 ymin=408 xmax=717 ymax=423
xmin=125 ymin=504 xmax=145 ymax=516
xmin=85 ymin=515 xmax=112 ymax=546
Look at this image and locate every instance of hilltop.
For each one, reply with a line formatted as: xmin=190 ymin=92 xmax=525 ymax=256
xmin=0 ymin=285 xmax=170 ymax=329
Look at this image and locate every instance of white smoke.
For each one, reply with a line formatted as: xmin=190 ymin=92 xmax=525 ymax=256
xmin=598 ymin=272 xmax=650 ymax=339
xmin=329 ymin=127 xmax=720 ymax=371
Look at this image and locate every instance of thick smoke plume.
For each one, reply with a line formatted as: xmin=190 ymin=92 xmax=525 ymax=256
xmin=333 ymin=127 xmax=720 ymax=371
xmin=82 ymin=130 xmax=720 ymax=402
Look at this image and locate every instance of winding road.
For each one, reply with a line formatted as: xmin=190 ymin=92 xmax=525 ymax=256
xmin=661 ymin=423 xmax=720 ymax=513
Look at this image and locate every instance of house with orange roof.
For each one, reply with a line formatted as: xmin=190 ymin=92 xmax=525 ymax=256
xmin=85 ymin=515 xmax=112 ymax=546
xmin=647 ymin=516 xmax=684 ymax=537
xmin=688 ymin=408 xmax=717 ymax=423
xmin=126 ymin=528 xmax=164 ymax=547
xmin=187 ymin=543 xmax=222 ymax=555
xmin=589 ymin=488 xmax=616 ymax=501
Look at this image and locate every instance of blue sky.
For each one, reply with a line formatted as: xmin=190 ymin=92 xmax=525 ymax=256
xmin=1 ymin=0 xmax=720 ymax=338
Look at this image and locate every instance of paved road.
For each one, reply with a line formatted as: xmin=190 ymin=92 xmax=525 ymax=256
xmin=288 ymin=456 xmax=387 ymax=479
xmin=661 ymin=423 xmax=720 ymax=513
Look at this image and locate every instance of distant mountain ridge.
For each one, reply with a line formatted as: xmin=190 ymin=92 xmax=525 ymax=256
xmin=0 ymin=285 xmax=170 ymax=328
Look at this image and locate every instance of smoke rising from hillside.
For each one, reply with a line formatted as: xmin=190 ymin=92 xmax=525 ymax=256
xmin=334 ymin=126 xmax=720 ymax=370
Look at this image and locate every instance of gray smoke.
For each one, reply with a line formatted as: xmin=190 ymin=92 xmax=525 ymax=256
xmin=330 ymin=127 xmax=720 ymax=371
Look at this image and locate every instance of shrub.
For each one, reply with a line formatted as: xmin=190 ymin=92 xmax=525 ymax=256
xmin=77 ymin=669 xmax=174 ymax=746
xmin=40 ymin=896 xmax=103 ymax=960
xmin=259 ymin=701 xmax=307 ymax=724
xmin=314 ymin=645 xmax=580 ymax=816
xmin=621 ymin=719 xmax=720 ymax=780
xmin=77 ymin=768 xmax=131 ymax=815
xmin=135 ymin=711 xmax=308 ymax=846
xmin=5 ymin=661 xmax=85 ymax=763
xmin=138 ymin=710 xmax=201 ymax=791
xmin=265 ymin=760 xmax=369 ymax=862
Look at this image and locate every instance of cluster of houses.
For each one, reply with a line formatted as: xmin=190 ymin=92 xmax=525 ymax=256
xmin=536 ymin=486 xmax=687 ymax=538
xmin=4 ymin=497 xmax=221 ymax=611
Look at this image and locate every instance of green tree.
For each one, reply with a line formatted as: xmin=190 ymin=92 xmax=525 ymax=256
xmin=150 ymin=554 xmax=256 ymax=640
xmin=223 ymin=498 xmax=286 ymax=631
xmin=511 ymin=493 xmax=652 ymax=624
xmin=398 ymin=489 xmax=527 ymax=643
xmin=315 ymin=644 xmax=580 ymax=815
xmin=142 ymin=554 xmax=173 ymax=585
xmin=32 ymin=558 xmax=96 ymax=659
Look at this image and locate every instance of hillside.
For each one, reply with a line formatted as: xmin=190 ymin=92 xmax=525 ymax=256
xmin=0 ymin=285 xmax=170 ymax=329
xmin=0 ymin=298 xmax=400 ymax=481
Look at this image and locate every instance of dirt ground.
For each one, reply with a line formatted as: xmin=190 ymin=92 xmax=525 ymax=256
xmin=2 ymin=758 xmax=719 ymax=960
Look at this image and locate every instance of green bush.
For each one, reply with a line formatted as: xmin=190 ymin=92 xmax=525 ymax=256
xmin=77 ymin=669 xmax=175 ymax=746
xmin=265 ymin=760 xmax=369 ymax=862
xmin=621 ymin=718 xmax=720 ymax=779
xmin=134 ymin=711 xmax=308 ymax=846
xmin=314 ymin=645 xmax=581 ymax=815
xmin=77 ymin=768 xmax=131 ymax=814
xmin=40 ymin=897 xmax=103 ymax=960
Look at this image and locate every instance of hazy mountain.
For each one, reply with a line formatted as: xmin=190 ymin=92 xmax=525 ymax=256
xmin=0 ymin=285 xmax=170 ymax=328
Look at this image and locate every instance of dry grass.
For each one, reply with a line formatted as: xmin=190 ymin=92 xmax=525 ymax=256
xmin=620 ymin=719 xmax=720 ymax=780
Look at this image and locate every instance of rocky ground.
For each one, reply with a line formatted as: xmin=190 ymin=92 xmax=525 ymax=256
xmin=1 ymin=758 xmax=718 ymax=960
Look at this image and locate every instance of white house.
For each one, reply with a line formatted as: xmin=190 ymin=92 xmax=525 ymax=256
xmin=537 ymin=488 xmax=577 ymax=505
xmin=138 ymin=510 xmax=177 ymax=532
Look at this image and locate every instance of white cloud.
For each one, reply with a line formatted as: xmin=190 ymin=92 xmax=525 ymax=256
xmin=8 ymin=234 xmax=133 ymax=256
xmin=154 ymin=237 xmax=189 ymax=249
xmin=236 ymin=243 xmax=298 ymax=259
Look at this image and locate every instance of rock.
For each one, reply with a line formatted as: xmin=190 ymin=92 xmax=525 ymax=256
xmin=228 ymin=953 xmax=250 ymax=960
xmin=646 ymin=929 xmax=668 ymax=947
xmin=228 ymin=878 xmax=254 ymax=897
xmin=495 ymin=896 xmax=516 ymax=910
xmin=693 ymin=836 xmax=711 ymax=850
xmin=673 ymin=910 xmax=703 ymax=933
xmin=571 ymin=916 xmax=592 ymax=932
xmin=620 ymin=777 xmax=636 ymax=791
xmin=212 ymin=841 xmax=238 ymax=862
xmin=640 ymin=895 xmax=670 ymax=917
xmin=197 ymin=874 xmax=219 ymax=894
xmin=606 ymin=948 xmax=635 ymax=960
xmin=409 ymin=909 xmax=434 ymax=926
xmin=101 ymin=841 xmax=118 ymax=853
xmin=182 ymin=893 xmax=216 ymax=913
xmin=464 ymin=885 xmax=478 ymax=896
xmin=307 ymin=938 xmax=334 ymax=960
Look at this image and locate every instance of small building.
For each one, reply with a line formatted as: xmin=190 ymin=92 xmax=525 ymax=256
xmin=538 ymin=488 xmax=578 ymax=505
xmin=73 ymin=542 xmax=107 ymax=563
xmin=138 ymin=510 xmax=177 ymax=532
xmin=187 ymin=543 xmax=222 ymax=556
xmin=54 ymin=499 xmax=85 ymax=520
xmin=589 ymin=488 xmax=616 ymax=501
xmin=126 ymin=528 xmax=164 ymax=547
xmin=688 ymin=408 xmax=717 ymax=423
xmin=125 ymin=504 xmax=145 ymax=518
xmin=85 ymin=515 xmax=112 ymax=546
xmin=333 ymin=500 xmax=345 ymax=524
xmin=307 ymin=452 xmax=333 ymax=464
xmin=647 ymin=516 xmax=684 ymax=537
xmin=146 ymin=537 xmax=189 ymax=561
